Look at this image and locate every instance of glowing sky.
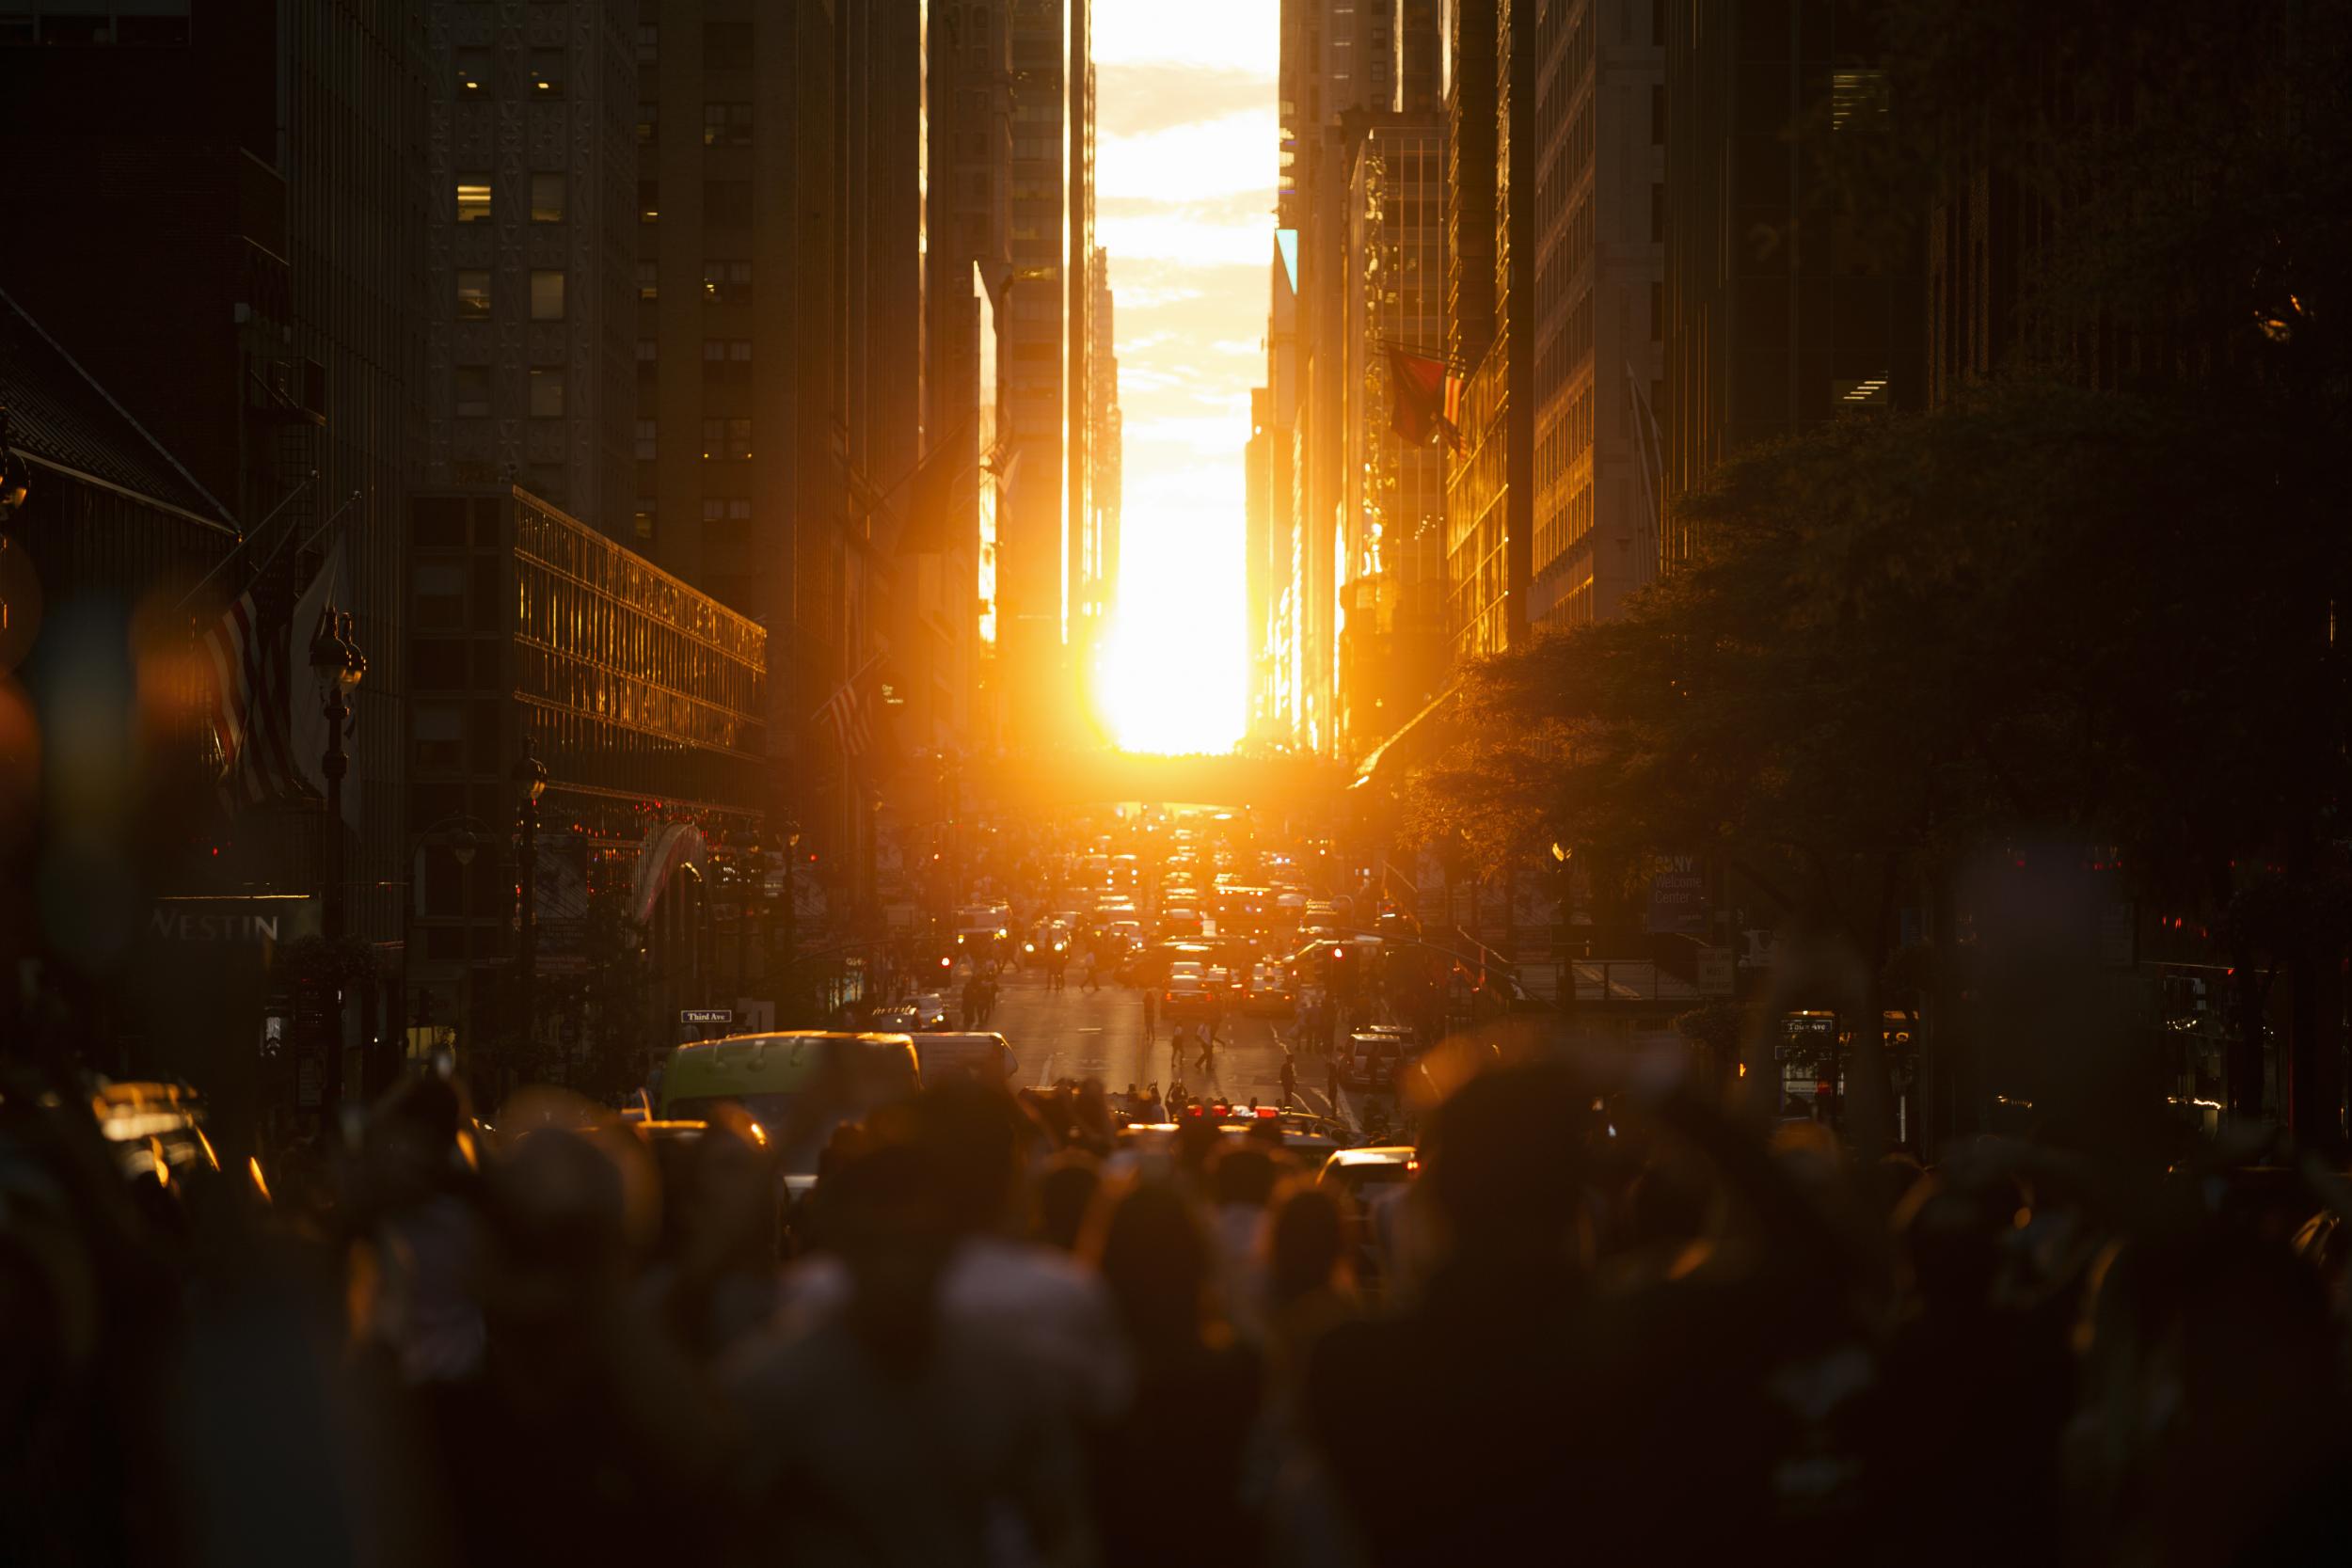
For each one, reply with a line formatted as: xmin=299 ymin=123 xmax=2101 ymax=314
xmin=1091 ymin=0 xmax=1277 ymax=754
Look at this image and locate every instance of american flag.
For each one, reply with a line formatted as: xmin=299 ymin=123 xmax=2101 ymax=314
xmin=814 ymin=653 xmax=885 ymax=760
xmin=200 ymin=591 xmax=302 ymax=807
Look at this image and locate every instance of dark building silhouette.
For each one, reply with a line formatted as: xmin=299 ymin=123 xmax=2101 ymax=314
xmin=1660 ymin=0 xmax=1918 ymax=569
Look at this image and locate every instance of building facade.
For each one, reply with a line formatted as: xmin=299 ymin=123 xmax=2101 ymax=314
xmin=425 ymin=0 xmax=635 ymax=531
xmin=996 ymin=0 xmax=1096 ymax=750
xmin=1661 ymin=1 xmax=1916 ymax=569
xmin=1524 ymin=0 xmax=1665 ymax=630
xmin=405 ymin=487 xmax=767 ymax=1072
xmin=1339 ymin=116 xmax=1449 ymax=757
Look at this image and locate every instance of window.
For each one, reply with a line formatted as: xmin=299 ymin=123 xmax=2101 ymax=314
xmin=413 ymin=702 xmax=466 ymax=770
xmin=530 ymin=173 xmax=565 ymax=224
xmin=702 ymin=339 xmax=752 ymax=361
xmin=637 ymin=102 xmax=659 ymax=143
xmin=704 ymin=21 xmax=751 ymax=56
xmin=701 ymin=418 xmax=752 ymax=460
xmin=635 ymin=23 xmax=658 ymax=64
xmin=633 ymin=508 xmax=657 ymax=543
xmin=529 ymin=270 xmax=565 ymax=321
xmin=704 ymin=180 xmax=753 ymax=227
xmin=455 ymin=177 xmax=492 ymax=223
xmin=636 ymin=260 xmax=660 ymax=301
xmin=1651 ymin=84 xmax=1665 ymax=145
xmin=456 ymin=270 xmax=490 ymax=320
xmin=637 ymin=338 xmax=660 ymax=363
xmin=639 ymin=179 xmax=660 ymax=224
xmin=704 ymin=102 xmax=753 ymax=147
xmin=454 ymin=366 xmax=491 ymax=418
xmin=634 ymin=419 xmax=658 ymax=460
xmin=703 ymin=259 xmax=753 ymax=306
xmin=1650 ymin=182 xmax=1665 ymax=244
xmin=529 ymin=370 xmax=565 ymax=419
xmin=457 ymin=50 xmax=489 ymax=96
xmin=529 ymin=49 xmax=564 ymax=98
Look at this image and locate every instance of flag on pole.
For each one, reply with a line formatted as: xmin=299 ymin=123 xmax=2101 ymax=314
xmin=200 ymin=592 xmax=303 ymax=808
xmin=288 ymin=544 xmax=360 ymax=829
xmin=812 ymin=652 xmax=886 ymax=760
xmin=1387 ymin=347 xmax=1464 ymax=453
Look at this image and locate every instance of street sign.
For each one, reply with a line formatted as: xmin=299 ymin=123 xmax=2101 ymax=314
xmin=680 ymin=1007 xmax=734 ymax=1024
xmin=1697 ymin=946 xmax=1736 ymax=996
xmin=1647 ymin=866 xmax=1708 ymax=935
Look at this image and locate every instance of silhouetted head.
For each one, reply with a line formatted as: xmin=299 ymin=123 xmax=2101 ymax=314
xmin=1090 ymin=1181 xmax=1208 ymax=1359
xmin=1215 ymin=1147 xmax=1278 ymax=1208
xmin=1422 ymin=1064 xmax=1590 ymax=1256
xmin=1268 ymin=1184 xmax=1348 ymax=1305
xmin=1033 ymin=1153 xmax=1100 ymax=1252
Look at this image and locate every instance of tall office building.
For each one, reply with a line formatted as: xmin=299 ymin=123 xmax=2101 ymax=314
xmin=1338 ymin=114 xmax=1448 ymax=757
xmin=1661 ymin=2 xmax=1915 ymax=569
xmin=997 ymin=0 xmax=1095 ymax=750
xmin=922 ymin=1 xmax=1013 ymax=753
xmin=1524 ymin=0 xmax=1665 ymax=629
xmin=1443 ymin=0 xmax=1534 ymax=662
xmin=1081 ymin=244 xmax=1122 ymax=694
xmin=425 ymin=0 xmax=635 ymax=531
xmin=634 ymin=0 xmax=847 ymax=816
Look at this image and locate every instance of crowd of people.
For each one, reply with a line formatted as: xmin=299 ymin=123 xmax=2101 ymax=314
xmin=10 ymin=1038 xmax=2352 ymax=1566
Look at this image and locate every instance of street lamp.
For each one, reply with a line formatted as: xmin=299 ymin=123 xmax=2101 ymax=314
xmin=512 ymin=737 xmax=548 ymax=1048
xmin=778 ymin=817 xmax=803 ymax=1023
xmin=308 ymin=606 xmax=365 ymax=1113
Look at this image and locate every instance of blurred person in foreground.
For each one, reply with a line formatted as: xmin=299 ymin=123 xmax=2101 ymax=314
xmin=1084 ymin=1180 xmax=1266 ymax=1568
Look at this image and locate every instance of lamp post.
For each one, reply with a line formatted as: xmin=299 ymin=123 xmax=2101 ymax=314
xmin=778 ymin=817 xmax=802 ymax=1024
xmin=513 ymin=737 xmax=548 ymax=1051
xmin=308 ymin=606 xmax=366 ymax=1114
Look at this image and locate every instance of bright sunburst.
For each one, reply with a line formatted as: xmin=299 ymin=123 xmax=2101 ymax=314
xmin=1089 ymin=0 xmax=1275 ymax=756
xmin=1097 ymin=505 xmax=1247 ymax=754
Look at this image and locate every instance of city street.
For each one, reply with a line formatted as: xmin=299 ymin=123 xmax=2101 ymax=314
xmin=985 ymin=965 xmax=1355 ymax=1124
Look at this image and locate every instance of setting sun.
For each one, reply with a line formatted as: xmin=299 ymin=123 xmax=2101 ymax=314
xmin=1096 ymin=505 xmax=1248 ymax=753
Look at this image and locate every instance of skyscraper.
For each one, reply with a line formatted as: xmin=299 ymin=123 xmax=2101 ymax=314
xmin=425 ymin=0 xmax=636 ymax=529
xmin=1523 ymin=0 xmax=1665 ymax=629
xmin=997 ymin=0 xmax=1095 ymax=750
xmin=1661 ymin=2 xmax=1916 ymax=570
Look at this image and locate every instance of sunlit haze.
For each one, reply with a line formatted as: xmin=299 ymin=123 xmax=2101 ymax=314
xmin=1090 ymin=0 xmax=1277 ymax=754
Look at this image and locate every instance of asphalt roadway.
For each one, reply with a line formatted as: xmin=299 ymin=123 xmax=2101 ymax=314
xmin=980 ymin=962 xmax=1366 ymax=1130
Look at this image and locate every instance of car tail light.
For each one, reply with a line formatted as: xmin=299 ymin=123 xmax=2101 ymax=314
xmin=1255 ymin=1106 xmax=1278 ymax=1118
xmin=1406 ymin=1158 xmax=1420 ymax=1174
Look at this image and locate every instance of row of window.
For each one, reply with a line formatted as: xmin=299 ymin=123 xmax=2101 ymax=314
xmin=452 ymin=367 xmax=567 ymax=420
xmin=636 ymin=102 xmax=755 ymax=146
xmin=635 ymin=259 xmax=755 ymax=306
xmin=627 ymin=419 xmax=754 ymax=461
xmin=634 ymin=22 xmax=754 ymax=68
xmin=455 ymin=269 xmax=565 ymax=321
xmin=454 ymin=174 xmax=566 ymax=225
xmin=635 ymin=179 xmax=757 ymax=226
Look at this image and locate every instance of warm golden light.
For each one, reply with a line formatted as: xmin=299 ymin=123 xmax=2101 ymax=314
xmin=1098 ymin=504 xmax=1246 ymax=753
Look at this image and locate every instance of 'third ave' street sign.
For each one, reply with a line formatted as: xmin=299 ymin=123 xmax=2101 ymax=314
xmin=680 ymin=1007 xmax=734 ymax=1025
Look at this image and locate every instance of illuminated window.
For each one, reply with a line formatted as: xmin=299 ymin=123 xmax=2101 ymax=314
xmin=455 ymin=178 xmax=492 ymax=223
xmin=639 ymin=179 xmax=660 ymax=223
xmin=454 ymin=367 xmax=490 ymax=418
xmin=636 ymin=260 xmax=660 ymax=301
xmin=529 ymin=50 xmax=564 ymax=97
xmin=456 ymin=270 xmax=490 ymax=320
xmin=637 ymin=102 xmax=659 ymax=144
xmin=529 ymin=270 xmax=564 ymax=321
xmin=529 ymin=370 xmax=565 ymax=419
xmin=633 ymin=508 xmax=657 ymax=542
xmin=456 ymin=51 xmax=488 ymax=96
xmin=531 ymin=173 xmax=565 ymax=224
xmin=703 ymin=259 xmax=752 ymax=306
